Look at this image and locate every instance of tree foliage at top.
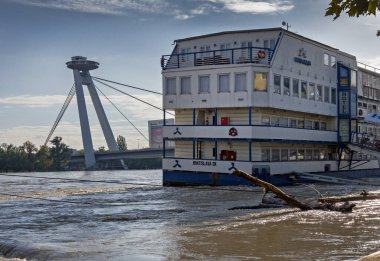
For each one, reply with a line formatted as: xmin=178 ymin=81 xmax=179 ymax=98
xmin=326 ymin=0 xmax=380 ymax=20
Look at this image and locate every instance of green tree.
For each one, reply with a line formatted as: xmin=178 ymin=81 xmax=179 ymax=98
xmin=49 ymin=136 xmax=71 ymax=171
xmin=35 ymin=145 xmax=52 ymax=171
xmin=117 ymin=135 xmax=128 ymax=151
xmin=21 ymin=141 xmax=37 ymax=171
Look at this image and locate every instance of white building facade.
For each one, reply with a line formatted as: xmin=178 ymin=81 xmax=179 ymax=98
xmin=161 ymin=28 xmax=379 ymax=186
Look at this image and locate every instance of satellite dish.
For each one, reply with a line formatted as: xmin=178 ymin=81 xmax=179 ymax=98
xmin=282 ymin=21 xmax=286 ymax=26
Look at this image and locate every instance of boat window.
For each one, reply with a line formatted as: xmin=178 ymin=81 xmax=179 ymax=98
xmin=180 ymin=76 xmax=191 ymax=95
xmin=261 ymin=116 xmax=270 ymax=126
xmin=298 ymin=149 xmax=305 ymax=160
xmin=314 ymin=121 xmax=320 ymax=130
xmin=279 ymin=118 xmax=288 ymax=127
xmin=320 ymin=150 xmax=328 ymax=160
xmin=165 ymin=77 xmax=176 ymax=95
xmin=235 ymin=72 xmax=247 ymax=92
xmin=309 ymin=83 xmax=315 ymax=100
xmin=289 ymin=149 xmax=297 ymax=160
xmin=281 ymin=149 xmax=288 ymax=161
xmin=321 ymin=122 xmax=327 ymax=131
xmin=297 ymin=120 xmax=305 ymax=129
xmin=283 ymin=77 xmax=290 ymax=96
xmin=254 ymin=72 xmax=268 ymax=92
xmin=290 ymin=119 xmax=297 ymax=128
xmin=273 ymin=74 xmax=281 ymax=94
xmin=331 ymin=87 xmax=337 ymax=104
xmin=292 ymin=78 xmax=299 ymax=97
xmin=271 ymin=149 xmax=280 ymax=161
xmin=261 ymin=148 xmax=270 ymax=161
xmin=330 ymin=55 xmax=336 ymax=68
xmin=305 ymin=149 xmax=313 ymax=160
xmin=324 ymin=86 xmax=330 ymax=103
xmin=324 ymin=53 xmax=329 ymax=66
xmin=271 ymin=117 xmax=279 ymax=127
xmin=218 ymin=74 xmax=230 ymax=93
xmin=301 ymin=81 xmax=307 ymax=99
xmin=305 ymin=120 xmax=312 ymax=129
xmin=316 ymin=85 xmax=323 ymax=101
xmin=313 ymin=149 xmax=320 ymax=160
xmin=198 ymin=75 xmax=210 ymax=94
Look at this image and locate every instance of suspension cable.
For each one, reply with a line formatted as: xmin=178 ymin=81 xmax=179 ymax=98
xmin=95 ymin=85 xmax=149 ymax=142
xmin=92 ymin=76 xmax=162 ymax=95
xmin=44 ymin=84 xmax=76 ymax=146
xmin=93 ymin=78 xmax=174 ymax=116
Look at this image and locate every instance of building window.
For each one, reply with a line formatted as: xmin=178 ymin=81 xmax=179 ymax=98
xmin=165 ymin=77 xmax=176 ymax=95
xmin=254 ymin=72 xmax=268 ymax=92
xmin=331 ymin=87 xmax=337 ymax=104
xmin=292 ymin=79 xmax=299 ymax=97
xmin=274 ymin=74 xmax=281 ymax=94
xmin=301 ymin=81 xmax=307 ymax=99
xmin=262 ymin=149 xmax=270 ymax=161
xmin=316 ymin=85 xmax=323 ymax=101
xmin=324 ymin=86 xmax=330 ymax=103
xmin=281 ymin=149 xmax=288 ymax=161
xmin=309 ymin=83 xmax=315 ymax=100
xmin=324 ymin=53 xmax=329 ymax=66
xmin=218 ymin=74 xmax=230 ymax=93
xmin=180 ymin=76 xmax=191 ymax=95
xmin=235 ymin=73 xmax=247 ymax=92
xmin=199 ymin=75 xmax=210 ymax=94
xmin=330 ymin=55 xmax=336 ymax=68
xmin=271 ymin=149 xmax=280 ymax=161
xmin=283 ymin=77 xmax=290 ymax=96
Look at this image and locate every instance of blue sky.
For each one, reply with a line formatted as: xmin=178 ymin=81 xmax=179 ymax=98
xmin=0 ymin=0 xmax=379 ymax=149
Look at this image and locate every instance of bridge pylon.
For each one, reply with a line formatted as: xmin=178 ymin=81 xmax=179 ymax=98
xmin=66 ymin=56 xmax=126 ymax=170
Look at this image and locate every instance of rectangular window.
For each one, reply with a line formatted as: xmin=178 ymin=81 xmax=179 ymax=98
xmin=290 ymin=119 xmax=297 ymax=128
xmin=331 ymin=87 xmax=337 ymax=104
xmin=271 ymin=117 xmax=279 ymax=127
xmin=297 ymin=120 xmax=305 ymax=129
xmin=261 ymin=149 xmax=270 ymax=161
xmin=199 ymin=75 xmax=210 ymax=94
xmin=330 ymin=55 xmax=336 ymax=68
xmin=254 ymin=72 xmax=268 ymax=92
xmin=235 ymin=73 xmax=247 ymax=92
xmin=298 ymin=149 xmax=305 ymax=160
xmin=321 ymin=122 xmax=327 ymax=131
xmin=306 ymin=149 xmax=313 ymax=160
xmin=261 ymin=116 xmax=270 ymax=126
xmin=313 ymin=149 xmax=320 ymax=160
xmin=279 ymin=118 xmax=288 ymax=127
xmin=281 ymin=149 xmax=288 ymax=161
xmin=316 ymin=85 xmax=323 ymax=101
xmin=305 ymin=120 xmax=312 ymax=129
xmin=180 ymin=76 xmax=191 ymax=94
xmin=165 ymin=77 xmax=176 ymax=95
xmin=301 ymin=81 xmax=307 ymax=99
xmin=271 ymin=149 xmax=280 ymax=161
xmin=292 ymin=79 xmax=299 ymax=97
xmin=314 ymin=121 xmax=320 ymax=130
xmin=283 ymin=77 xmax=290 ymax=96
xmin=289 ymin=149 xmax=297 ymax=160
xmin=324 ymin=53 xmax=329 ymax=66
xmin=218 ymin=74 xmax=230 ymax=93
xmin=274 ymin=74 xmax=281 ymax=94
xmin=309 ymin=83 xmax=315 ymax=100
xmin=324 ymin=86 xmax=330 ymax=103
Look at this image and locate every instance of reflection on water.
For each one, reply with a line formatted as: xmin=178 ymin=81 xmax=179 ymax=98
xmin=0 ymin=170 xmax=379 ymax=260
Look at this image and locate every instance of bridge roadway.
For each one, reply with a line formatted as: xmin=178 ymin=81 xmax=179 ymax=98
xmin=70 ymin=148 xmax=174 ymax=164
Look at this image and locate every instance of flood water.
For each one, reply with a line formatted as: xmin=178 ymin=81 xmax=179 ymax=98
xmin=0 ymin=170 xmax=379 ymax=261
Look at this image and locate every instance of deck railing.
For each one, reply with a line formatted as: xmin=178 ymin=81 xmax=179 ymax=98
xmin=351 ymin=132 xmax=380 ymax=151
xmin=161 ymin=47 xmax=274 ymax=70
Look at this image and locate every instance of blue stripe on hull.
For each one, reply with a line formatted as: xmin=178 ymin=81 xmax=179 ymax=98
xmin=162 ymin=170 xmax=292 ymax=186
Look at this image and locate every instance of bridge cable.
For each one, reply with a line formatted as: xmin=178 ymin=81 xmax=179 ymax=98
xmin=92 ymin=76 xmax=162 ymax=95
xmin=95 ymin=85 xmax=149 ymax=142
xmin=44 ymin=84 xmax=76 ymax=146
xmin=93 ymin=78 xmax=174 ymax=116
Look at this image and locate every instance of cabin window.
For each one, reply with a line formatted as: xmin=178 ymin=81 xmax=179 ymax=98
xmin=235 ymin=73 xmax=247 ymax=92
xmin=297 ymin=120 xmax=305 ymax=129
xmin=165 ymin=77 xmax=176 ymax=95
xmin=271 ymin=117 xmax=280 ymax=127
xmin=324 ymin=53 xmax=329 ymax=66
xmin=351 ymin=70 xmax=357 ymax=88
xmin=279 ymin=118 xmax=288 ymax=127
xmin=314 ymin=121 xmax=320 ymax=130
xmin=331 ymin=87 xmax=337 ymax=104
xmin=200 ymin=45 xmax=211 ymax=58
xmin=281 ymin=149 xmax=288 ymax=161
xmin=273 ymin=74 xmax=281 ymax=94
xmin=289 ymin=149 xmax=297 ymax=160
xmin=283 ymin=77 xmax=290 ymax=96
xmin=254 ymin=72 xmax=268 ymax=92
xmin=320 ymin=150 xmax=328 ymax=160
xmin=290 ymin=119 xmax=297 ymax=128
xmin=198 ymin=75 xmax=210 ymax=94
xmin=301 ymin=81 xmax=307 ymax=99
xmin=316 ymin=85 xmax=323 ymax=101
xmin=180 ymin=76 xmax=191 ymax=95
xmin=298 ymin=150 xmax=305 ymax=160
xmin=181 ymin=47 xmax=191 ymax=63
xmin=261 ymin=149 xmax=270 ymax=161
xmin=218 ymin=74 xmax=230 ymax=93
xmin=321 ymin=122 xmax=327 ymax=131
xmin=309 ymin=83 xmax=315 ymax=100
xmin=261 ymin=116 xmax=270 ymax=126
xmin=330 ymin=55 xmax=336 ymax=68
xmin=305 ymin=120 xmax=312 ymax=129
xmin=271 ymin=149 xmax=280 ymax=161
xmin=324 ymin=86 xmax=330 ymax=103
xmin=313 ymin=149 xmax=320 ymax=160
xmin=292 ymin=78 xmax=299 ymax=97
xmin=306 ymin=149 xmax=313 ymax=160
xmin=264 ymin=39 xmax=275 ymax=49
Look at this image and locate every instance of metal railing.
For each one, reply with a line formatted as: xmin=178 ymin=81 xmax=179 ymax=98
xmin=351 ymin=132 xmax=380 ymax=151
xmin=161 ymin=47 xmax=274 ymax=70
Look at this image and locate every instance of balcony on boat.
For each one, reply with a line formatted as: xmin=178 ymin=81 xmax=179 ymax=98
xmin=161 ymin=47 xmax=274 ymax=70
xmin=163 ymin=125 xmax=337 ymax=143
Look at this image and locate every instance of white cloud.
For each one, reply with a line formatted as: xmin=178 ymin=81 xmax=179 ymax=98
xmin=0 ymin=95 xmax=69 ymax=108
xmin=208 ymin=0 xmax=294 ymax=14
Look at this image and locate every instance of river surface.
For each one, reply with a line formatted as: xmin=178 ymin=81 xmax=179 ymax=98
xmin=0 ymin=170 xmax=379 ymax=261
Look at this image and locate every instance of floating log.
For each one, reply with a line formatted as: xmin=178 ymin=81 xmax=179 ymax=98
xmin=319 ymin=191 xmax=380 ymax=204
xmin=233 ymin=170 xmax=356 ymax=213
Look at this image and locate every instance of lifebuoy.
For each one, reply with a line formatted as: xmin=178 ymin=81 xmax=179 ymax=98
xmin=228 ymin=127 xmax=238 ymax=137
xmin=258 ymin=50 xmax=266 ymax=59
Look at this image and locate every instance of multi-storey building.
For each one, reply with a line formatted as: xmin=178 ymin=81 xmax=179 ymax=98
xmin=160 ymin=28 xmax=379 ymax=186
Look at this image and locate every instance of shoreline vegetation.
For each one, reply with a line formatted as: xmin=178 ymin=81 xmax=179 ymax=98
xmin=0 ymin=136 xmax=161 ymax=173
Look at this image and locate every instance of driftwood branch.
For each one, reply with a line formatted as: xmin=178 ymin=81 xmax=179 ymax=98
xmin=233 ymin=170 xmax=356 ymax=213
xmin=319 ymin=191 xmax=380 ymax=204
